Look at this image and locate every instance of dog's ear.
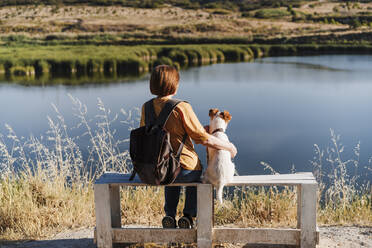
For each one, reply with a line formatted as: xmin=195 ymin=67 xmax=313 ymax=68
xmin=220 ymin=111 xmax=232 ymax=123
xmin=209 ymin=108 xmax=219 ymax=119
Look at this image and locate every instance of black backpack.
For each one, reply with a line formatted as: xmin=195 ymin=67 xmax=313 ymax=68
xmin=129 ymin=98 xmax=187 ymax=185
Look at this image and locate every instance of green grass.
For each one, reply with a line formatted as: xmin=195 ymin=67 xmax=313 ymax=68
xmin=0 ymin=44 xmax=372 ymax=85
xmin=0 ymin=44 xmax=257 ymax=84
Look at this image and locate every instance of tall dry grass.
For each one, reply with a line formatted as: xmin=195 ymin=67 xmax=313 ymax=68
xmin=0 ymin=95 xmax=132 ymax=239
xmin=311 ymin=129 xmax=372 ymax=225
xmin=0 ymin=97 xmax=371 ymax=241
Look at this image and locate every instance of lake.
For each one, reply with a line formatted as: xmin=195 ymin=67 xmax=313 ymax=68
xmin=1 ymin=55 xmax=371 ymax=182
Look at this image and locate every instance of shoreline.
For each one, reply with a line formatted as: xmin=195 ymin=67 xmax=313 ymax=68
xmin=1 ymin=43 xmax=372 ymax=85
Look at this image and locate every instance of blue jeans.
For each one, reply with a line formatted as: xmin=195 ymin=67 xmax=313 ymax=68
xmin=164 ymin=169 xmax=202 ymax=218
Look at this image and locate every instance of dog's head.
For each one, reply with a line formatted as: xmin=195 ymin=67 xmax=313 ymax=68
xmin=208 ymin=108 xmax=231 ymax=133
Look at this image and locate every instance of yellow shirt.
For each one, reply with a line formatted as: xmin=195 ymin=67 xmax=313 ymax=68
xmin=140 ymin=97 xmax=210 ymax=171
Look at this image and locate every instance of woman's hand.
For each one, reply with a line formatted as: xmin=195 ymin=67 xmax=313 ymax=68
xmin=229 ymin=142 xmax=237 ymax=159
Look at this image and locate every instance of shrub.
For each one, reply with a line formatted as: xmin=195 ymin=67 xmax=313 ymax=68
xmin=116 ymin=58 xmax=148 ymax=75
xmin=240 ymin=47 xmax=254 ymax=58
xmin=250 ymin=46 xmax=263 ymax=58
xmin=220 ymin=47 xmax=244 ymax=62
xmin=168 ymin=49 xmax=189 ymax=67
xmin=103 ymin=59 xmax=116 ymax=76
xmin=33 ymin=60 xmax=50 ymax=76
xmin=214 ymin=49 xmax=225 ymax=63
xmin=350 ymin=18 xmax=362 ymax=29
xmin=254 ymin=8 xmax=291 ymax=19
xmin=87 ymin=59 xmax=104 ymax=74
xmin=184 ymin=50 xmax=199 ymax=66
xmin=75 ymin=59 xmax=88 ymax=76
xmin=153 ymin=56 xmax=173 ymax=67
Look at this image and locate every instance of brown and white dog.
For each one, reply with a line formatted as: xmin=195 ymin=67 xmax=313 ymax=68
xmin=203 ymin=109 xmax=235 ymax=203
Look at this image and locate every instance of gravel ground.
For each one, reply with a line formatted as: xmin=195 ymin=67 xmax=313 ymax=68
xmin=1 ymin=226 xmax=371 ymax=248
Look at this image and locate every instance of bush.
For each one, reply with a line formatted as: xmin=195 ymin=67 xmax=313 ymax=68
xmin=350 ymin=18 xmax=362 ymax=29
xmin=250 ymin=46 xmax=263 ymax=58
xmin=214 ymin=49 xmax=225 ymax=63
xmin=116 ymin=58 xmax=148 ymax=75
xmin=168 ymin=49 xmax=189 ymax=67
xmin=153 ymin=56 xmax=174 ymax=68
xmin=103 ymin=59 xmax=116 ymax=76
xmin=87 ymin=59 xmax=104 ymax=74
xmin=254 ymin=8 xmax=291 ymax=19
xmin=33 ymin=60 xmax=50 ymax=76
xmin=220 ymin=47 xmax=246 ymax=62
xmin=240 ymin=47 xmax=254 ymax=58
xmin=184 ymin=50 xmax=199 ymax=66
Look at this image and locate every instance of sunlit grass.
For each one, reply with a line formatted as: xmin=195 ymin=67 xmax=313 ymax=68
xmin=1 ymin=44 xmax=372 ymax=85
xmin=0 ymin=97 xmax=371 ymax=241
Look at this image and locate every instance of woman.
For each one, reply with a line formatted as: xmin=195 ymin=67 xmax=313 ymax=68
xmin=140 ymin=65 xmax=237 ymax=228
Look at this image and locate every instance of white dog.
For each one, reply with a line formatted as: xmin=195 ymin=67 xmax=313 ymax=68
xmin=203 ymin=108 xmax=235 ymax=203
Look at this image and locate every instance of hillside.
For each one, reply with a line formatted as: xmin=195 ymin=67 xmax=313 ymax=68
xmin=0 ymin=0 xmax=312 ymax=11
xmin=0 ymin=1 xmax=372 ymax=45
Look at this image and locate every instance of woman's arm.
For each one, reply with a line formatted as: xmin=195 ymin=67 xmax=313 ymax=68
xmin=201 ymin=135 xmax=237 ymax=158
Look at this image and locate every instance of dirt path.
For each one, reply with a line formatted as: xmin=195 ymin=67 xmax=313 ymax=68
xmin=1 ymin=226 xmax=371 ymax=248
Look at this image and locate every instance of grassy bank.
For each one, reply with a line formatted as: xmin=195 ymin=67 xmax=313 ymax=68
xmin=1 ymin=44 xmax=372 ymax=85
xmin=0 ymin=44 xmax=252 ymax=84
xmin=0 ymin=98 xmax=371 ymax=241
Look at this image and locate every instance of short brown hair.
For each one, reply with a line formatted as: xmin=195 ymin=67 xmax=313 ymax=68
xmin=150 ymin=65 xmax=179 ymax=97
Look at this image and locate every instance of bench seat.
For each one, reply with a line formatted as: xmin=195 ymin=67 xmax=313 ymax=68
xmin=95 ymin=172 xmax=317 ymax=186
xmin=94 ymin=172 xmax=319 ymax=248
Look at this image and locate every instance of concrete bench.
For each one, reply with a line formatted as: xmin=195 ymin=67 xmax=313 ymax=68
xmin=94 ymin=172 xmax=319 ymax=248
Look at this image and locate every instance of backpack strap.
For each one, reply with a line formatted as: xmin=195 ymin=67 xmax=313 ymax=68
xmin=156 ymin=99 xmax=188 ymax=158
xmin=144 ymin=98 xmax=188 ymax=157
xmin=176 ymin=133 xmax=188 ymax=158
xmin=144 ymin=99 xmax=157 ymax=125
xmin=155 ymin=98 xmax=184 ymax=128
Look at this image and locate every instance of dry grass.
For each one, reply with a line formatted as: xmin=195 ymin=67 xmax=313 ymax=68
xmin=0 ymin=95 xmax=132 ymax=239
xmin=0 ymin=97 xmax=371 ymax=241
xmin=299 ymin=1 xmax=372 ymax=15
xmin=0 ymin=4 xmax=363 ymax=42
xmin=311 ymin=129 xmax=372 ymax=226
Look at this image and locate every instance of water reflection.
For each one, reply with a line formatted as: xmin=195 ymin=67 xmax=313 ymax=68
xmin=257 ymin=60 xmax=350 ymax=71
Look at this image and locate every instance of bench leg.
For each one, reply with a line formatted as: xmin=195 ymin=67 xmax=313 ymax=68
xmin=197 ymin=184 xmax=213 ymax=248
xmin=110 ymin=185 xmax=122 ymax=228
xmin=297 ymin=185 xmax=302 ymax=229
xmin=95 ymin=184 xmax=113 ymax=248
xmin=299 ymin=184 xmax=317 ymax=248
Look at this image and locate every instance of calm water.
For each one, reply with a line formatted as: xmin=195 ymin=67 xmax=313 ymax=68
xmin=1 ymin=55 xmax=371 ymax=181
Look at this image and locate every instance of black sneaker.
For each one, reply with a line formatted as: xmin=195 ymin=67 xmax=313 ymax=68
xmin=162 ymin=216 xmax=176 ymax=228
xmin=178 ymin=215 xmax=194 ymax=229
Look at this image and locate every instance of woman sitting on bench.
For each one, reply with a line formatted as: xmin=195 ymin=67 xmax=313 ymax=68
xmin=140 ymin=65 xmax=237 ymax=229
